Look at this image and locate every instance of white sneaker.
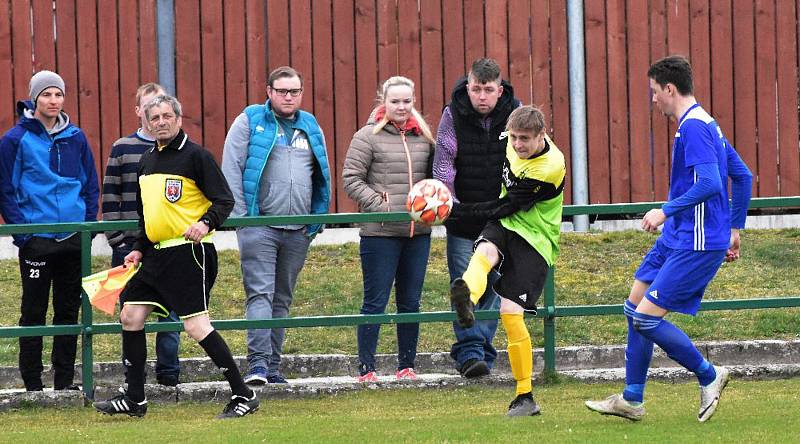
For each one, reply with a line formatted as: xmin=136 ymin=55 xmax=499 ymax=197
xmin=698 ymin=365 xmax=730 ymax=422
xmin=585 ymin=393 xmax=645 ymax=421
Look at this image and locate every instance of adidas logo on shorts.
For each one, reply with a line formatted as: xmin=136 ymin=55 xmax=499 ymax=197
xmin=649 ymin=290 xmax=658 ymax=299
xmin=519 ymin=293 xmax=528 ymax=302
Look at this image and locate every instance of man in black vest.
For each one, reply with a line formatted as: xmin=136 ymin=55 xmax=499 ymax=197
xmin=433 ymin=58 xmax=520 ymax=378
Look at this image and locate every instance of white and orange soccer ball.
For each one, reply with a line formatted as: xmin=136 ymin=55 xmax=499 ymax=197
xmin=406 ymin=179 xmax=453 ymax=225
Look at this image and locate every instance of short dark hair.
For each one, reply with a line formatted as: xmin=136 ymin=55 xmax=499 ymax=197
xmin=647 ymin=55 xmax=693 ymax=95
xmin=468 ymin=58 xmax=501 ymax=84
xmin=268 ymin=66 xmax=303 ymax=88
xmin=506 ymin=105 xmax=546 ymax=134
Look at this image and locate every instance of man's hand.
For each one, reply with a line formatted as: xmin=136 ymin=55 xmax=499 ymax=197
xmin=183 ymin=221 xmax=210 ymax=243
xmin=124 ymin=250 xmax=143 ymax=267
xmin=641 ymin=208 xmax=667 ymax=233
xmin=725 ymin=229 xmax=741 ymax=262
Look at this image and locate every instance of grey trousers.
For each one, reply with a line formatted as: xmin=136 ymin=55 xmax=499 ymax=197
xmin=237 ymin=226 xmax=311 ymax=374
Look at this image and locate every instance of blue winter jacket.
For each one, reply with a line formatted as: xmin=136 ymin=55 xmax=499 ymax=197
xmin=0 ymin=101 xmax=100 ymax=246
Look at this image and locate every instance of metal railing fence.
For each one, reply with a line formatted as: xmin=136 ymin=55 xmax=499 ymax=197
xmin=0 ymin=196 xmax=798 ymax=400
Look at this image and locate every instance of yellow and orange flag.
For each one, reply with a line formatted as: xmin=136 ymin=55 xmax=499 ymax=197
xmin=81 ymin=265 xmax=139 ymax=315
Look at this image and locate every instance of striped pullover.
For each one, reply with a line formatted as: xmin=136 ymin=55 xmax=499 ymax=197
xmin=102 ymin=129 xmax=154 ymax=247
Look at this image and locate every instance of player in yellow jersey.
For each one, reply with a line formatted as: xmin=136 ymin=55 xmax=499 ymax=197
xmin=448 ymin=105 xmax=565 ymax=416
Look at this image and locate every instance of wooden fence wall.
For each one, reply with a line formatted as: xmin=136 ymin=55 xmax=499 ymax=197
xmin=1 ymin=0 xmax=798 ymax=214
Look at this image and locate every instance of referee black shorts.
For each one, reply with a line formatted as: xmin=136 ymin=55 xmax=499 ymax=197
xmin=121 ymin=242 xmax=218 ymax=319
xmin=475 ymin=220 xmax=548 ymax=312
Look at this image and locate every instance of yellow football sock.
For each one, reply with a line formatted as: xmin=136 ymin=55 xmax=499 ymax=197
xmin=461 ymin=252 xmax=492 ymax=305
xmin=502 ymin=313 xmax=533 ymax=395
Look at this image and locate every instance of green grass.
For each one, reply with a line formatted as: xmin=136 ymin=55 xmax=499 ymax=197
xmin=2 ymin=379 xmax=800 ymax=443
xmin=0 ymin=229 xmax=799 ymax=366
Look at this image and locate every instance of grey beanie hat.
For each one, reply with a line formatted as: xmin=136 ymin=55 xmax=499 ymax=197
xmin=29 ymin=70 xmax=65 ymax=103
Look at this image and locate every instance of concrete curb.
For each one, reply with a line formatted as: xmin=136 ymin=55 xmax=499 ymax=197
xmin=3 ymin=339 xmax=798 ymax=389
xmin=1 ymin=339 xmax=799 ymax=411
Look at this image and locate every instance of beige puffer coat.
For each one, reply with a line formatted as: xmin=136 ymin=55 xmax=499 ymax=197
xmin=343 ymin=121 xmax=434 ymax=237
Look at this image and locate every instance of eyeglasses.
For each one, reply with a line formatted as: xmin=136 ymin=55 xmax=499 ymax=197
xmin=271 ymin=88 xmax=303 ymax=97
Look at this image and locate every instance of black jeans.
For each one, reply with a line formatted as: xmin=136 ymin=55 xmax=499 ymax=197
xmin=18 ymin=236 xmax=82 ymax=390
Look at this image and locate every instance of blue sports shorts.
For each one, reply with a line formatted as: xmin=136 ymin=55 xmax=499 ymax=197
xmin=634 ymin=237 xmax=726 ymax=315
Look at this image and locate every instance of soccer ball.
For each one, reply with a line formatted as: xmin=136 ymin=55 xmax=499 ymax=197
xmin=406 ymin=179 xmax=453 ymax=225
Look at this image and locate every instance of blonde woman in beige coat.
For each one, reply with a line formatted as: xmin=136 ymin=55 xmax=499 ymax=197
xmin=342 ymin=76 xmax=436 ymax=383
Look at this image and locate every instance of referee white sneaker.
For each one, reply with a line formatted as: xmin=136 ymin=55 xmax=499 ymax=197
xmin=217 ymin=391 xmax=260 ymax=419
xmin=585 ymin=393 xmax=644 ymax=421
xmin=698 ymin=365 xmax=730 ymax=422
xmin=94 ymin=393 xmax=148 ymax=417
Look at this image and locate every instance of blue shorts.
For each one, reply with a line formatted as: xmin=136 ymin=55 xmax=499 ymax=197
xmin=634 ymin=237 xmax=726 ymax=315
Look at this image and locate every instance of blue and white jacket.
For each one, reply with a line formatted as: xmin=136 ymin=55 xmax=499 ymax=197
xmin=0 ymin=100 xmax=99 ymax=246
xmin=222 ymin=100 xmax=331 ymax=236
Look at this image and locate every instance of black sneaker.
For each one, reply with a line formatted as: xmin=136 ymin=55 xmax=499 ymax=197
xmin=55 ymin=383 xmax=81 ymax=391
xmin=450 ymin=278 xmax=474 ymax=328
xmin=266 ymin=374 xmax=288 ymax=384
xmin=459 ymin=359 xmax=490 ymax=378
xmin=507 ymin=392 xmax=541 ymax=417
xmin=157 ymin=374 xmax=180 ymax=387
xmin=94 ymin=394 xmax=148 ymax=417
xmin=217 ymin=392 xmax=260 ymax=419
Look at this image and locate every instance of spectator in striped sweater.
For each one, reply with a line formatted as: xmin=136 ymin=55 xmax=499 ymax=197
xmin=102 ymin=82 xmax=181 ymax=387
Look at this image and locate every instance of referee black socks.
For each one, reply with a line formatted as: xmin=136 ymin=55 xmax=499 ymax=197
xmin=199 ymin=329 xmax=252 ymax=398
xmin=121 ymin=329 xmax=147 ymax=403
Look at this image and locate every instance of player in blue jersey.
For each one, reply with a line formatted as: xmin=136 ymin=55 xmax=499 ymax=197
xmin=585 ymin=55 xmax=753 ymax=423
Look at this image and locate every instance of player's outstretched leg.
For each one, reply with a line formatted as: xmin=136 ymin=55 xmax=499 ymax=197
xmin=450 ymin=278 xmax=474 ymax=328
xmin=631 ymin=311 xmax=723 ymax=421
xmin=451 ymin=251 xmax=493 ymax=328
xmin=698 ymin=365 xmax=730 ymax=422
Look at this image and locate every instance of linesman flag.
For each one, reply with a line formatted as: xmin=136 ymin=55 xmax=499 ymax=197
xmin=81 ymin=265 xmax=139 ymax=315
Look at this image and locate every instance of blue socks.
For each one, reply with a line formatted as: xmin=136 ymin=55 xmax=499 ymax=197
xmin=623 ymin=300 xmax=653 ymax=403
xmin=623 ymin=300 xmax=718 ymax=402
xmin=631 ymin=310 xmax=717 ymax=386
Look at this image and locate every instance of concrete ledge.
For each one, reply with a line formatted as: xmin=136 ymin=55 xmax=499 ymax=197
xmin=3 ymin=340 xmax=799 ymax=390
xmin=563 ymin=364 xmax=800 ymax=383
xmin=0 ymin=389 xmax=84 ymax=410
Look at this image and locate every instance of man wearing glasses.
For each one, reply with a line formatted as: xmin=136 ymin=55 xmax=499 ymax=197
xmin=221 ymin=66 xmax=331 ymax=385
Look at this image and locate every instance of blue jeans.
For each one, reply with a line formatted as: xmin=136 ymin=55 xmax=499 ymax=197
xmin=357 ymin=235 xmax=430 ymax=372
xmin=238 ymin=226 xmax=311 ymax=376
xmin=113 ymin=243 xmax=180 ymax=379
xmin=447 ymin=233 xmax=500 ymax=368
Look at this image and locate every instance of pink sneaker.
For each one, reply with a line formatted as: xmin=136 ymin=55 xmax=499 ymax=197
xmin=396 ymin=368 xmax=417 ymax=380
xmin=357 ymin=371 xmax=379 ymax=383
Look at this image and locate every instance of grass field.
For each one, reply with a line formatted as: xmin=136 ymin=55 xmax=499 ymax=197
xmin=2 ymin=378 xmax=799 ymax=443
xmin=0 ymin=229 xmax=798 ymax=368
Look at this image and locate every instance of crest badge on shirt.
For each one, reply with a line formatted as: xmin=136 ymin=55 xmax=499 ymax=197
xmin=165 ymin=178 xmax=183 ymax=203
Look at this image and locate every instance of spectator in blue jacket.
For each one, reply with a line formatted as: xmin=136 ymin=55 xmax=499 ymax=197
xmin=0 ymin=70 xmax=100 ymax=391
xmin=222 ymin=66 xmax=331 ymax=385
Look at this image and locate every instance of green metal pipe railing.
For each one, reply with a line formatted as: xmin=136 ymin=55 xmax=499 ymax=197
xmin=0 ymin=196 xmax=798 ymax=400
